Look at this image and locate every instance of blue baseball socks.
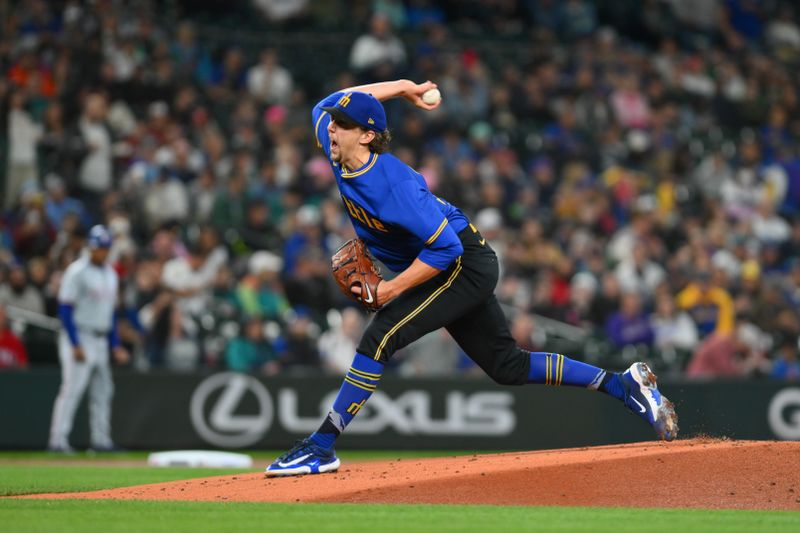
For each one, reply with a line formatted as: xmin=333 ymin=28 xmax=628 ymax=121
xmin=310 ymin=353 xmax=383 ymax=449
xmin=311 ymin=351 xmax=624 ymax=450
xmin=527 ymin=352 xmax=624 ymax=400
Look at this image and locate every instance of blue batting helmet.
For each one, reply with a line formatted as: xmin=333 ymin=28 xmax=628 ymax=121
xmin=87 ymin=224 xmax=113 ymax=249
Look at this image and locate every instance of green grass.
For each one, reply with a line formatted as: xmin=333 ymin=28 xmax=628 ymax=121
xmin=1 ymin=501 xmax=798 ymax=533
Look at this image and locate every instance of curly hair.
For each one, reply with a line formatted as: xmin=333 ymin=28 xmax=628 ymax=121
xmin=368 ymin=129 xmax=392 ymax=154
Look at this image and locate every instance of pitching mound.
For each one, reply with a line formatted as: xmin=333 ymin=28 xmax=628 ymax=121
xmin=23 ymin=439 xmax=800 ymax=510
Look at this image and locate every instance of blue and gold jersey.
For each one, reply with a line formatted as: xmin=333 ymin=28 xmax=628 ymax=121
xmin=313 ymin=91 xmax=468 ymax=272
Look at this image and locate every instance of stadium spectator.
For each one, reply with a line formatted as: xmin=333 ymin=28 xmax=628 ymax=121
xmin=11 ymin=190 xmax=56 ymax=260
xmin=236 ymin=199 xmax=280 ymax=253
xmin=676 ymin=271 xmax=735 ymax=339
xmin=349 ymin=13 xmax=406 ymax=81
xmin=237 ymin=251 xmax=289 ymax=320
xmin=398 ymin=329 xmax=462 ymax=377
xmin=650 ymin=292 xmax=699 ymax=354
xmin=246 ymin=49 xmax=294 ymax=106
xmin=279 ymin=308 xmax=321 ymax=370
xmin=605 ymin=290 xmax=654 ymax=349
xmin=4 ymin=90 xmax=42 ymax=210
xmin=589 ymin=272 xmax=621 ymax=329
xmin=614 ymin=241 xmax=666 ymax=297
xmin=0 ymin=262 xmax=45 ymax=315
xmin=767 ymin=5 xmax=800 ymax=59
xmin=210 ymin=172 xmax=249 ymax=232
xmin=283 ymin=205 xmax=326 ymax=275
xmin=141 ymin=166 xmax=190 ymax=232
xmin=160 ymin=241 xmax=214 ymax=319
xmin=609 ymin=73 xmax=651 ymax=130
xmin=75 ymin=93 xmax=113 ymax=211
xmin=0 ymin=303 xmax=28 ymax=369
xmin=770 ymin=338 xmax=800 ymax=381
xmin=225 ymin=315 xmax=280 ymax=374
xmin=43 ymin=175 xmax=87 ymax=230
xmin=144 ymin=296 xmax=200 ymax=371
xmin=687 ymin=321 xmax=770 ymax=379
xmin=318 ymin=307 xmax=365 ymax=375
xmin=37 ymin=102 xmax=85 ymax=181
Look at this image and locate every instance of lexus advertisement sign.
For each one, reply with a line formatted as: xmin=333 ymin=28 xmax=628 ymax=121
xmin=186 ymin=372 xmax=517 ymax=449
xmin=190 ymin=372 xmax=517 ymax=448
xmin=1 ymin=370 xmax=799 ymax=449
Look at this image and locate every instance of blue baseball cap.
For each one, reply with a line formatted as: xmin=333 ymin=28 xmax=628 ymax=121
xmin=322 ymin=92 xmax=387 ymax=132
xmin=87 ymin=224 xmax=113 ymax=249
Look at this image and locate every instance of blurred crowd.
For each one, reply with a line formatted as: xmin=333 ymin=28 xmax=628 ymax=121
xmin=0 ymin=0 xmax=799 ymax=381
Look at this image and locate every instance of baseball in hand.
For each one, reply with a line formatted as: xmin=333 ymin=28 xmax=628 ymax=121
xmin=422 ymin=88 xmax=441 ymax=105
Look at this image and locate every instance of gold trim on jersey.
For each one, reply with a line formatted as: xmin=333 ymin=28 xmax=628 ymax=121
xmin=314 ymin=111 xmax=328 ymax=148
xmin=373 ymin=257 xmax=463 ymax=361
xmin=341 ymin=153 xmax=378 ymax=178
xmin=425 ymin=219 xmax=448 ymax=246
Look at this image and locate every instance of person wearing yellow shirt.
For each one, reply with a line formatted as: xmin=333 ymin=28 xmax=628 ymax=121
xmin=676 ymin=271 xmax=735 ymax=338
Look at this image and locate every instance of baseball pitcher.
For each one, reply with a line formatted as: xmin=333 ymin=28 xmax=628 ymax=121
xmin=265 ymin=80 xmax=678 ymax=476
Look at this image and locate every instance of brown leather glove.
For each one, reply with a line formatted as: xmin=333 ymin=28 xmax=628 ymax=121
xmin=331 ymin=238 xmax=383 ymax=312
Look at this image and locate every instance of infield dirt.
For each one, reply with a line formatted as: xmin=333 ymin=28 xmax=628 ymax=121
xmin=22 ymin=439 xmax=800 ymax=510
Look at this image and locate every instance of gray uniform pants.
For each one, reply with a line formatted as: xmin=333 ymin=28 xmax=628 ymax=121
xmin=48 ymin=330 xmax=115 ymax=448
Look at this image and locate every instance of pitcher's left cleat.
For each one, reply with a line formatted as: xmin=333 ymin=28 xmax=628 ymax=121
xmin=621 ymin=362 xmax=679 ymax=441
xmin=265 ymin=438 xmax=341 ymax=477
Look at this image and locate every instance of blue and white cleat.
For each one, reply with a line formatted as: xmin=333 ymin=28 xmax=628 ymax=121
xmin=620 ymin=362 xmax=679 ymax=441
xmin=265 ymin=438 xmax=341 ymax=477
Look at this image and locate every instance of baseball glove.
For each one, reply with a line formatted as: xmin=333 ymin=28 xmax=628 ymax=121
xmin=331 ymin=238 xmax=383 ymax=311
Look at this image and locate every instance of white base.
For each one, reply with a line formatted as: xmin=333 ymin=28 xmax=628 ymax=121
xmin=147 ymin=450 xmax=253 ymax=468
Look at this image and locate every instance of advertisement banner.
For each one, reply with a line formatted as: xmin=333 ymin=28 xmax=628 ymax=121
xmin=0 ymin=370 xmax=798 ymax=449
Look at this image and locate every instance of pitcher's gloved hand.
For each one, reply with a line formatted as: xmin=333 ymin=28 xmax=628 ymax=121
xmin=331 ymin=239 xmax=383 ymax=312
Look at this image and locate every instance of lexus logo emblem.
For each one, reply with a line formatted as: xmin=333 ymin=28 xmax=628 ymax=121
xmin=768 ymin=388 xmax=800 ymax=440
xmin=190 ymin=373 xmax=273 ymax=448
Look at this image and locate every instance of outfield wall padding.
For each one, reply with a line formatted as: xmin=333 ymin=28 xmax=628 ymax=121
xmin=1 ymin=369 xmax=798 ymax=449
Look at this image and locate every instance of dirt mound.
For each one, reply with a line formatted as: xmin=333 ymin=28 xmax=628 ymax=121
xmin=22 ymin=439 xmax=800 ymax=510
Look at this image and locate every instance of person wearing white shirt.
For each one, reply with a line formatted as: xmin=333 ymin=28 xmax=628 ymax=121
xmin=161 ymin=245 xmax=214 ymax=316
xmin=349 ymin=13 xmax=406 ymax=74
xmin=318 ymin=308 xmax=365 ymax=375
xmin=77 ymin=93 xmax=113 ymax=195
xmin=752 ymin=198 xmax=791 ymax=244
xmin=651 ymin=293 xmax=699 ymax=353
xmin=614 ymin=242 xmax=666 ymax=296
xmin=246 ymin=49 xmax=294 ymax=106
xmin=5 ymin=91 xmax=42 ymax=210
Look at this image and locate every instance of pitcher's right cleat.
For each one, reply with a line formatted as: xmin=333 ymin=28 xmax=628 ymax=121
xmin=620 ymin=362 xmax=679 ymax=441
xmin=265 ymin=438 xmax=341 ymax=477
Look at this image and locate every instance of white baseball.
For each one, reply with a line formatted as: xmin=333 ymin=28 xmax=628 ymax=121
xmin=422 ymin=88 xmax=441 ymax=105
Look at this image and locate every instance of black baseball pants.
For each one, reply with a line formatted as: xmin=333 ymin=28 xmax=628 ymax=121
xmin=357 ymin=225 xmax=531 ymax=385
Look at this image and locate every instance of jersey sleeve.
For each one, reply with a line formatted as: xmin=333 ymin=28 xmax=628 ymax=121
xmin=311 ymin=91 xmax=344 ymax=159
xmin=58 ymin=263 xmax=80 ymax=304
xmin=385 ymin=179 xmax=464 ymax=270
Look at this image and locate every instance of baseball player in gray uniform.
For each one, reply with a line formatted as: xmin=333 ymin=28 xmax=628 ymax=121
xmin=48 ymin=225 xmax=129 ymax=453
